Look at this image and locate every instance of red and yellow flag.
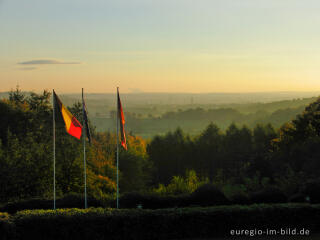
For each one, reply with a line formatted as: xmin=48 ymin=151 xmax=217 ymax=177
xmin=117 ymin=88 xmax=127 ymax=150
xmin=53 ymin=90 xmax=82 ymax=139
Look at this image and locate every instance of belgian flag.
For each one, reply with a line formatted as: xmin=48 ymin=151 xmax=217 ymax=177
xmin=53 ymin=90 xmax=82 ymax=139
xmin=117 ymin=88 xmax=127 ymax=150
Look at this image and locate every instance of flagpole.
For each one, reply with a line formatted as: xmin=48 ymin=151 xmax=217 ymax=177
xmin=116 ymin=87 xmax=119 ymax=209
xmin=82 ymin=88 xmax=87 ymax=209
xmin=53 ymin=89 xmax=56 ymax=210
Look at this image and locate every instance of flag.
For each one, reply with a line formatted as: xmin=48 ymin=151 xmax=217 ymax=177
xmin=53 ymin=90 xmax=82 ymax=139
xmin=117 ymin=89 xmax=127 ymax=150
xmin=82 ymin=94 xmax=91 ymax=144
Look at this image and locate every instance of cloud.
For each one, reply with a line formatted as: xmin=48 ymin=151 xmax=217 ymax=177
xmin=18 ymin=59 xmax=82 ymax=65
xmin=18 ymin=67 xmax=38 ymax=71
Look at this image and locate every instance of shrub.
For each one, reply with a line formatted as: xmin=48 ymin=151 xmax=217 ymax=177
xmin=0 ymin=198 xmax=52 ymax=214
xmin=153 ymin=170 xmax=208 ymax=195
xmin=190 ymin=184 xmax=229 ymax=206
xmin=229 ymin=194 xmax=250 ymax=205
xmin=222 ymin=184 xmax=249 ymax=204
xmin=145 ymin=194 xmax=191 ymax=209
xmin=120 ymin=192 xmax=148 ymax=208
xmin=288 ymin=193 xmax=308 ymax=203
xmin=57 ymin=193 xmax=103 ymax=209
xmin=250 ymin=187 xmax=287 ymax=204
xmin=300 ymin=179 xmax=320 ymax=203
xmin=120 ymin=192 xmax=191 ymax=209
xmin=0 ymin=212 xmax=15 ymax=240
xmin=0 ymin=212 xmax=9 ymax=221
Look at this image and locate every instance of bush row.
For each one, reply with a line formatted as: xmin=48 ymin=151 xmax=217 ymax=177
xmin=0 ymin=204 xmax=320 ymax=240
xmin=0 ymin=193 xmax=103 ymax=214
xmin=1 ymin=181 xmax=319 ymax=213
xmin=119 ymin=184 xmax=319 ymax=209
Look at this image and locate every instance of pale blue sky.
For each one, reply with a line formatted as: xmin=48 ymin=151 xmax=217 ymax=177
xmin=1 ymin=0 xmax=320 ymax=93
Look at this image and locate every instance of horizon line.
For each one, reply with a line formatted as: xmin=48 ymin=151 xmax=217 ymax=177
xmin=2 ymin=90 xmax=320 ymax=95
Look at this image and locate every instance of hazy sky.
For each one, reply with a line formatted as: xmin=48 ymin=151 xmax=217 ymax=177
xmin=1 ymin=0 xmax=320 ymax=93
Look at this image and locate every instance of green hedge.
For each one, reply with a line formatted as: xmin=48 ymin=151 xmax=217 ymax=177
xmin=0 ymin=194 xmax=104 ymax=214
xmin=1 ymin=204 xmax=320 ymax=240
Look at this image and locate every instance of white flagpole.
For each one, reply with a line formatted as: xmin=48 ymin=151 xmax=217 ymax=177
xmin=82 ymin=88 xmax=87 ymax=209
xmin=53 ymin=89 xmax=56 ymax=210
xmin=116 ymin=87 xmax=119 ymax=209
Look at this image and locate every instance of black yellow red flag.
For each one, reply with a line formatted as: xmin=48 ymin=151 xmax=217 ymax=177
xmin=53 ymin=90 xmax=82 ymax=139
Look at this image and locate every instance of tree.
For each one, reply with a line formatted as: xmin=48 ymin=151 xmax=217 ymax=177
xmin=195 ymin=123 xmax=223 ymax=180
xmin=119 ymin=135 xmax=151 ymax=192
xmin=9 ymin=86 xmax=25 ymax=105
xmin=86 ymin=132 xmax=117 ymax=199
xmin=272 ymin=97 xmax=320 ymax=182
xmin=147 ymin=128 xmax=190 ymax=185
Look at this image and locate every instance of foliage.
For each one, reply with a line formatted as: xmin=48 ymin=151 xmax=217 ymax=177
xmin=0 ymin=88 xmax=117 ymax=202
xmin=153 ymin=170 xmax=208 ymax=195
xmin=86 ymin=132 xmax=117 ymax=200
xmin=274 ymin=166 xmax=306 ymax=196
xmin=222 ymin=184 xmax=247 ymax=202
xmin=273 ymin=97 xmax=320 ymax=177
xmin=0 ymin=212 xmax=14 ymax=240
xmin=2 ymin=87 xmax=320 ymax=209
xmin=119 ymin=135 xmax=151 ymax=192
xmin=0 ymin=204 xmax=318 ymax=240
xmin=190 ymin=183 xmax=230 ymax=206
xmin=243 ymin=172 xmax=271 ymax=193
xmin=300 ymin=179 xmax=320 ymax=203
xmin=147 ymin=128 xmax=194 ymax=185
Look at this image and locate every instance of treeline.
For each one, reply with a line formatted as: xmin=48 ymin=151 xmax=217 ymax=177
xmin=95 ymin=105 xmax=306 ymax=138
xmin=147 ymin=101 xmax=320 ymax=197
xmin=1 ymin=88 xmax=320 ymax=204
xmin=148 ymin=123 xmax=276 ymax=186
xmin=160 ymin=106 xmax=305 ymax=128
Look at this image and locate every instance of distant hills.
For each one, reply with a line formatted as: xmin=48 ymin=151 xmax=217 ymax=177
xmin=2 ymin=91 xmax=320 ymax=105
xmin=1 ymin=91 xmax=319 ymax=138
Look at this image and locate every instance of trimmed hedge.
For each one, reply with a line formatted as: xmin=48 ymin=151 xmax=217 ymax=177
xmin=0 ymin=194 xmax=104 ymax=214
xmin=1 ymin=203 xmax=319 ymax=240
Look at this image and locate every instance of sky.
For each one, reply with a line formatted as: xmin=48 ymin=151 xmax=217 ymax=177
xmin=0 ymin=0 xmax=320 ymax=93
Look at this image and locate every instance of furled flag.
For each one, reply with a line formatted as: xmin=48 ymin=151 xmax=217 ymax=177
xmin=117 ymin=88 xmax=127 ymax=150
xmin=53 ymin=90 xmax=82 ymax=139
xmin=82 ymin=93 xmax=91 ymax=144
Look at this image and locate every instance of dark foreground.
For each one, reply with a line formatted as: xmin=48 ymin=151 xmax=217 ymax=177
xmin=185 ymin=236 xmax=320 ymax=240
xmin=0 ymin=204 xmax=319 ymax=240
